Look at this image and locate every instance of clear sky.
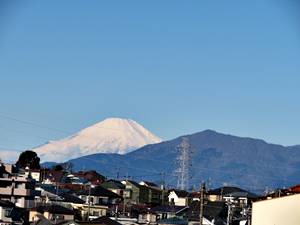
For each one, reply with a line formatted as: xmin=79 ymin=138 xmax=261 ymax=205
xmin=0 ymin=0 xmax=300 ymax=152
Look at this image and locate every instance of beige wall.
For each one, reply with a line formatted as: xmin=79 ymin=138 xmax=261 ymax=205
xmin=29 ymin=210 xmax=74 ymax=222
xmin=252 ymin=194 xmax=300 ymax=225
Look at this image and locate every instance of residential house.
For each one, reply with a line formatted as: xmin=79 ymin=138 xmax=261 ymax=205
xmin=29 ymin=205 xmax=75 ymax=224
xmin=36 ymin=184 xmax=108 ymax=221
xmin=73 ymin=171 xmax=105 ymax=186
xmin=151 ymin=205 xmax=187 ymax=220
xmin=223 ymin=191 xmax=258 ymax=207
xmin=101 ymin=180 xmax=125 ymax=197
xmin=138 ymin=210 xmax=157 ymax=225
xmin=187 ymin=201 xmax=227 ymax=225
xmin=77 ymin=186 xmax=122 ymax=206
xmin=0 ymin=200 xmax=20 ymax=225
xmin=139 ymin=181 xmax=163 ymax=206
xmin=24 ymin=168 xmax=41 ymax=182
xmin=42 ymin=170 xmax=65 ymax=185
xmin=121 ymin=180 xmax=149 ymax=205
xmin=207 ymin=186 xmax=257 ymax=207
xmin=168 ymin=190 xmax=190 ymax=206
xmin=122 ymin=180 xmax=163 ymax=205
xmin=61 ymin=174 xmax=88 ymax=185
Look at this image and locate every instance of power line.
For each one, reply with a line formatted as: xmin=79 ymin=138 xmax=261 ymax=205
xmin=0 ymin=113 xmax=70 ymax=135
xmin=0 ymin=125 xmax=50 ymax=140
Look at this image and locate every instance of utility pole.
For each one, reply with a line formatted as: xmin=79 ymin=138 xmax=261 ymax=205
xmin=199 ymin=182 xmax=205 ymax=225
xmin=226 ymin=200 xmax=232 ymax=225
xmin=87 ymin=184 xmax=91 ymax=221
xmin=160 ymin=172 xmax=165 ymax=205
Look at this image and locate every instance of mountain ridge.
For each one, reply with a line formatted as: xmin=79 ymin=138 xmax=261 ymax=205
xmin=55 ymin=129 xmax=300 ymax=192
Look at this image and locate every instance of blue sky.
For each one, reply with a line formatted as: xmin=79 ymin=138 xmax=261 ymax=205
xmin=0 ymin=0 xmax=300 ymax=151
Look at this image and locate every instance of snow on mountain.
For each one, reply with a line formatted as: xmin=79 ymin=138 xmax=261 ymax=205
xmin=33 ymin=118 xmax=162 ymax=163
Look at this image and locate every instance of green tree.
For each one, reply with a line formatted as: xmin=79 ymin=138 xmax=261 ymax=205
xmin=53 ymin=164 xmax=64 ymax=171
xmin=16 ymin=150 xmax=40 ymax=169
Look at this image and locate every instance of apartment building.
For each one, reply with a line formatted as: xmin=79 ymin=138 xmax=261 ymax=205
xmin=0 ymin=164 xmax=40 ymax=208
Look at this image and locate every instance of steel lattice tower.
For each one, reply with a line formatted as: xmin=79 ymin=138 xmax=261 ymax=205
xmin=176 ymin=137 xmax=192 ymax=190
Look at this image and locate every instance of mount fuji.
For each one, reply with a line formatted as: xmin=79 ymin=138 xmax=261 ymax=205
xmin=33 ymin=118 xmax=162 ymax=163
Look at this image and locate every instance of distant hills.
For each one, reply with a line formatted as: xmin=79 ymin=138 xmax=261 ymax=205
xmin=57 ymin=130 xmax=300 ymax=192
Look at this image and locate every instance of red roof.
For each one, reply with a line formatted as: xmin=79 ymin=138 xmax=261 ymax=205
xmin=288 ymin=184 xmax=300 ymax=193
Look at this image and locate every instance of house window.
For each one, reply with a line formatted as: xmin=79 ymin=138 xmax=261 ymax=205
xmin=93 ymin=211 xmax=99 ymax=216
xmin=52 ymin=214 xmax=64 ymax=220
xmin=15 ymin=183 xmax=20 ymax=188
xmin=4 ymin=209 xmax=11 ymax=217
xmin=89 ymin=197 xmax=94 ymax=204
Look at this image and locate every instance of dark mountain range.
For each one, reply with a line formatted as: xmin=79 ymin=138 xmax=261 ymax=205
xmin=44 ymin=130 xmax=300 ymax=192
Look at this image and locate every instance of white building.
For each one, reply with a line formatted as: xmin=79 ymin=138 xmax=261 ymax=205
xmin=252 ymin=193 xmax=300 ymax=225
xmin=24 ymin=168 xmax=41 ymax=182
xmin=0 ymin=200 xmax=14 ymax=225
xmin=168 ymin=190 xmax=190 ymax=206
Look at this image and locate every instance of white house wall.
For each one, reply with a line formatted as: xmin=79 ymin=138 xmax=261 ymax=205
xmin=252 ymin=193 xmax=300 ymax=225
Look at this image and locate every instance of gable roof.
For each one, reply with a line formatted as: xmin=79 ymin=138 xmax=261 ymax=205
xmin=125 ymin=180 xmax=142 ymax=188
xmin=60 ymin=192 xmax=85 ymax=204
xmin=90 ymin=216 xmax=123 ymax=225
xmin=223 ymin=191 xmax=258 ymax=199
xmin=39 ymin=184 xmax=84 ymax=203
xmin=170 ymin=190 xmax=190 ymax=198
xmin=207 ymin=186 xmax=248 ymax=196
xmin=30 ymin=214 xmax=52 ymax=225
xmin=101 ymin=180 xmax=125 ymax=190
xmin=140 ymin=181 xmax=158 ymax=187
xmin=35 ymin=204 xmax=74 ymax=215
xmin=188 ymin=201 xmax=227 ymax=222
xmin=0 ymin=199 xmax=14 ymax=207
xmin=77 ymin=186 xmax=121 ymax=198
xmin=74 ymin=170 xmax=105 ymax=185
xmin=152 ymin=205 xmax=187 ymax=213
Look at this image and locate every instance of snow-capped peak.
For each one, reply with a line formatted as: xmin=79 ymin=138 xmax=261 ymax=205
xmin=33 ymin=118 xmax=162 ymax=163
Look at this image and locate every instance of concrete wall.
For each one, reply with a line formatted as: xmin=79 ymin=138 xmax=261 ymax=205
xmin=252 ymin=194 xmax=300 ymax=225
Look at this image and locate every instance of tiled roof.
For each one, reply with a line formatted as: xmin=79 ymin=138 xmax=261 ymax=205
xmin=36 ymin=204 xmax=74 ymax=215
xmin=90 ymin=216 xmax=122 ymax=225
xmin=60 ymin=192 xmax=85 ymax=204
xmin=188 ymin=201 xmax=227 ymax=222
xmin=0 ymin=199 xmax=14 ymax=207
xmin=170 ymin=190 xmax=190 ymax=198
xmin=141 ymin=181 xmax=158 ymax=187
xmin=101 ymin=180 xmax=125 ymax=190
xmin=77 ymin=186 xmax=121 ymax=198
xmin=223 ymin=191 xmax=258 ymax=198
xmin=152 ymin=205 xmax=186 ymax=213
xmin=207 ymin=186 xmax=248 ymax=195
